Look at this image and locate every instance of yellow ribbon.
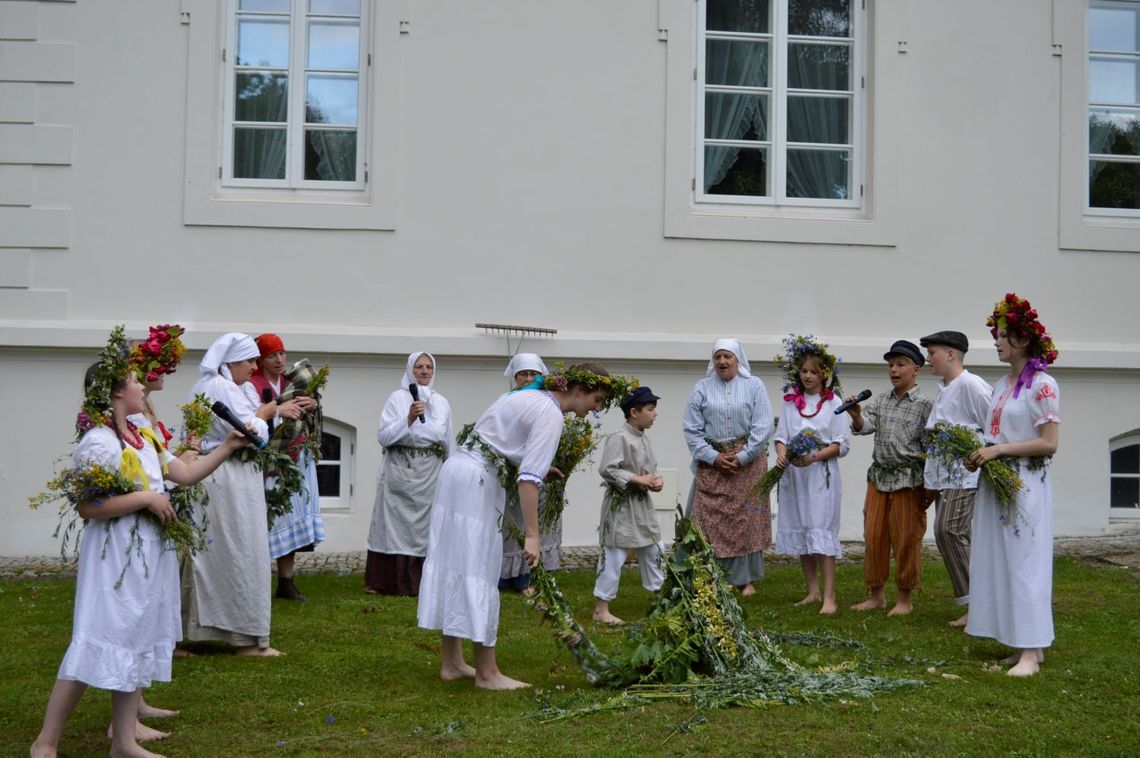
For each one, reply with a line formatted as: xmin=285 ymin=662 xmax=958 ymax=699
xmin=118 ymin=427 xmax=170 ymax=491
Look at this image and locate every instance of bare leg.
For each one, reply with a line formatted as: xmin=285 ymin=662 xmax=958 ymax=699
xmin=851 ymin=586 xmax=885 ymax=611
xmin=109 ymin=689 xmax=166 ymax=757
xmin=235 ymin=646 xmax=284 ymax=657
xmin=949 ymin=610 xmax=969 ymax=628
xmin=794 ymin=555 xmax=821 ymax=605
xmin=473 ymin=642 xmax=530 ymax=690
xmin=819 ymin=556 xmax=838 ymax=615
xmin=593 ymin=600 xmax=624 ymax=625
xmin=887 ymin=588 xmax=913 ymax=616
xmin=439 ymin=635 xmax=476 ymax=681
xmin=30 ymin=679 xmax=87 ymax=757
xmin=1006 ymin=648 xmax=1043 ymax=677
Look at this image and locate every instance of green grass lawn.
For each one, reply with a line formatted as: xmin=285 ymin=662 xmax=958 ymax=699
xmin=2 ymin=558 xmax=1138 ymax=757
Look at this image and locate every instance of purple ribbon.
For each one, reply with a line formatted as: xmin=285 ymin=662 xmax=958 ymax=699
xmin=1012 ymin=357 xmax=1047 ymax=398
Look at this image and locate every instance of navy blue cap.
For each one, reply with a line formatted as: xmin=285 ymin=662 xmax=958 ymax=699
xmin=621 ymin=386 xmax=660 ymax=412
xmin=883 ymin=340 xmax=925 ymax=366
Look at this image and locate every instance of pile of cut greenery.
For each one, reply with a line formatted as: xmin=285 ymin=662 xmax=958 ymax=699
xmin=528 ymin=509 xmax=920 ymax=719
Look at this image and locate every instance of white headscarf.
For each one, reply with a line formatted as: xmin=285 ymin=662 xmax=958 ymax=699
xmin=706 ymin=338 xmax=752 ymax=378
xmin=401 ymin=351 xmax=437 ymax=403
xmin=503 ymin=352 xmax=548 ymax=378
xmin=199 ymin=332 xmax=260 ymax=382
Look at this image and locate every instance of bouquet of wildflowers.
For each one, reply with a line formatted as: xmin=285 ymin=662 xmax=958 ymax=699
xmin=925 ymin=422 xmax=1025 ymax=529
xmin=177 ymin=393 xmax=214 ymax=454
xmin=750 ymin=429 xmax=827 ymax=499
xmin=541 ymin=415 xmax=600 ymax=531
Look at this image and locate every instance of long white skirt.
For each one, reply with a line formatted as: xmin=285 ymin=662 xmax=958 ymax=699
xmin=774 ymin=461 xmax=843 ymax=558
xmin=58 ymin=514 xmax=180 ymax=691
xmin=417 ymin=447 xmax=505 ymax=646
xmin=967 ymin=461 xmax=1054 ymax=649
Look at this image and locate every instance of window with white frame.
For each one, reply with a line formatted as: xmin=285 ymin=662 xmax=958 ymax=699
xmin=316 ymin=418 xmax=355 ymax=510
xmin=224 ymin=0 xmax=368 ymax=189
xmin=1088 ymin=1 xmax=1140 ymax=213
xmin=1110 ymin=435 xmax=1140 ymax=510
xmin=698 ymin=0 xmax=862 ymax=206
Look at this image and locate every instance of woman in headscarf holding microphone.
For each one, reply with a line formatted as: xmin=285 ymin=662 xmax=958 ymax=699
xmin=182 ymin=333 xmax=283 ymax=656
xmin=365 ymin=352 xmax=453 ymax=596
xmin=682 ymin=338 xmax=775 ymax=596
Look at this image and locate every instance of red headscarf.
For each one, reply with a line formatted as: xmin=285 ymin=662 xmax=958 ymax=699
xmin=255 ymin=333 xmax=285 ymax=358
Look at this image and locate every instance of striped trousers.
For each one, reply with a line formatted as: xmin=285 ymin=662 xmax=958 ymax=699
xmin=862 ymin=484 xmax=926 ymax=591
xmin=933 ymin=488 xmax=975 ymax=604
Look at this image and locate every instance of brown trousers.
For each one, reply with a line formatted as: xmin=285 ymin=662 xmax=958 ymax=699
xmin=862 ymin=483 xmax=926 ymax=591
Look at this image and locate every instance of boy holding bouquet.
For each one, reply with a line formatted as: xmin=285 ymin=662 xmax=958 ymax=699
xmin=845 ymin=340 xmax=933 ymax=616
xmin=919 ymin=331 xmax=993 ymax=627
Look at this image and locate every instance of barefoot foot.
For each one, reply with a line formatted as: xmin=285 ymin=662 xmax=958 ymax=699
xmin=1007 ymin=658 xmax=1041 ymax=677
xmin=137 ymin=704 xmax=179 ymax=720
xmin=108 ymin=723 xmax=171 ymax=743
xmin=948 ymin=612 xmax=968 ymax=628
xmin=29 ymin=739 xmax=56 ymax=758
xmin=1001 ymin=650 xmax=1045 ymax=665
xmin=739 ymin=583 xmax=756 ymax=597
xmin=850 ymin=597 xmax=885 ymax=612
xmin=794 ymin=593 xmax=821 ymax=606
xmin=474 ymin=672 xmax=531 ymax=690
xmin=819 ymin=599 xmax=838 ymax=615
xmin=887 ymin=599 xmax=913 ymax=616
xmin=109 ymin=743 xmax=168 ymax=758
xmin=593 ymin=611 xmax=625 ymax=625
xmin=440 ymin=661 xmax=477 ymax=681
xmin=235 ymin=646 xmax=284 ymax=657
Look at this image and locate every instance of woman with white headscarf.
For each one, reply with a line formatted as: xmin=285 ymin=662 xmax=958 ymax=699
xmin=365 ymin=352 xmax=453 ymax=596
xmin=682 ymin=339 xmax=775 ymax=596
xmin=181 ymin=333 xmax=282 ymax=655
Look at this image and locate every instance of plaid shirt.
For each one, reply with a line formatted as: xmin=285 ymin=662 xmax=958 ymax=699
xmin=853 ymin=385 xmax=933 ymax=492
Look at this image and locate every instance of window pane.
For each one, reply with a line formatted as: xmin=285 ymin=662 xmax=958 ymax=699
xmin=1090 ymin=107 xmax=1140 ymax=155
xmin=320 ymin=432 xmax=341 ymax=460
xmin=1111 ymin=476 xmax=1139 ymax=508
xmin=235 ymin=73 xmax=288 ymax=122
xmin=316 ymin=463 xmax=341 ymax=497
xmin=307 ymin=20 xmax=360 ymax=69
xmin=706 ymin=92 xmax=768 ymax=140
xmin=788 ymin=0 xmax=850 ymax=38
xmin=1090 ymin=5 xmax=1140 ymax=52
xmin=233 ymin=127 xmax=287 ymax=179
xmin=1112 ymin=444 xmax=1140 ymax=473
xmin=237 ymin=18 xmax=289 ymax=68
xmin=787 ymin=149 xmax=850 ymax=199
xmin=306 ymin=74 xmax=358 ymax=124
xmin=707 ymin=0 xmax=769 ymax=34
xmin=305 ymin=130 xmax=357 ymax=180
xmin=705 ymin=146 xmax=767 ymax=195
xmin=1090 ymin=57 xmax=1140 ymax=105
xmin=706 ymin=40 xmax=769 ymax=87
xmin=1090 ymin=160 xmax=1140 ymax=208
xmin=310 ymin=0 xmax=361 ymax=15
xmin=240 ymin=0 xmax=289 ymax=11
xmin=787 ymin=96 xmax=849 ymax=143
xmin=788 ymin=43 xmax=850 ymax=90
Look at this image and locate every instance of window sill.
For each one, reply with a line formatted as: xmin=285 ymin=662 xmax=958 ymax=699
xmin=664 ymin=204 xmax=897 ymax=247
xmin=184 ymin=191 xmax=394 ymax=230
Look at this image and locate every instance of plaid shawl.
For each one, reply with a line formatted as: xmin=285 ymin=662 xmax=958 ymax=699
xmin=269 ymin=359 xmax=326 ymax=461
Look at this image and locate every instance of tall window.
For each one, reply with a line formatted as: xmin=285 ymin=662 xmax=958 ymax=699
xmin=316 ymin=418 xmax=355 ymax=510
xmin=223 ymin=0 xmax=368 ymax=189
xmin=698 ymin=0 xmax=862 ymax=206
xmin=1111 ymin=437 xmax=1140 ymax=509
xmin=1088 ymin=1 xmax=1140 ymax=212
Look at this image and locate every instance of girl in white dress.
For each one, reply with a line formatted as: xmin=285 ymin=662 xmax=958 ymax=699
xmin=772 ymin=338 xmax=850 ymax=615
xmin=31 ymin=328 xmax=248 ymax=758
xmin=966 ymin=293 xmax=1061 ymax=677
xmin=417 ymin=363 xmax=613 ymax=690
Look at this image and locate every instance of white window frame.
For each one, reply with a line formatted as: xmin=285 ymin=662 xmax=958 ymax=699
xmin=221 ymin=0 xmax=369 ymax=191
xmin=1057 ymin=0 xmax=1140 ymax=251
xmin=1110 ymin=433 xmax=1140 ymax=517
xmin=316 ymin=417 xmax=355 ymax=512
xmin=182 ymin=0 xmax=405 ymax=230
xmin=660 ymin=0 xmax=896 ymax=246
xmin=696 ymin=0 xmax=863 ymax=208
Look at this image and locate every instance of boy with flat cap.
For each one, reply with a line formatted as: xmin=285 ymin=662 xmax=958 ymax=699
xmin=593 ymin=386 xmax=665 ymax=624
xmin=920 ymin=330 xmax=993 ymax=628
xmin=844 ymin=340 xmax=933 ymax=616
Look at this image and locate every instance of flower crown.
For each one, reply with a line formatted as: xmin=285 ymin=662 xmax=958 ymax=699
xmin=76 ymin=324 xmax=132 ymax=439
xmin=130 ymin=324 xmax=187 ymax=382
xmin=987 ymin=293 xmax=1058 ymax=365
xmin=536 ymin=361 xmax=640 ymax=411
xmin=774 ymin=334 xmax=842 ymax=395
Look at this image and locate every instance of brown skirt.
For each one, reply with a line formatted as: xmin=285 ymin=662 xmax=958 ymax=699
xmin=691 ymin=441 xmax=772 ymax=559
xmin=364 ymin=551 xmax=424 ymax=596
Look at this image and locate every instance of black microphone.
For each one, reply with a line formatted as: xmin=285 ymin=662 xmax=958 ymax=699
xmin=408 ymin=383 xmax=426 ymax=424
xmin=834 ymin=389 xmax=872 ymax=415
xmin=261 ymin=388 xmax=276 ymax=437
xmin=211 ymin=401 xmax=267 ymax=448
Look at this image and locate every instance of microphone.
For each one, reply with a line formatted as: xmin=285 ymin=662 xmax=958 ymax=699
xmin=408 ymin=383 xmax=426 ymax=424
xmin=211 ymin=401 xmax=267 ymax=448
xmin=261 ymin=388 xmax=276 ymax=437
xmin=834 ymin=389 xmax=872 ymax=415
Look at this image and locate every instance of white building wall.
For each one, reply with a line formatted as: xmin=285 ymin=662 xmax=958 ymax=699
xmin=2 ymin=0 xmax=1139 ymax=557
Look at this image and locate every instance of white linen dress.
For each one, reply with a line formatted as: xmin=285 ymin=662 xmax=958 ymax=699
xmin=967 ymin=371 xmax=1060 ymax=649
xmin=416 ymin=390 xmax=563 ymax=646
